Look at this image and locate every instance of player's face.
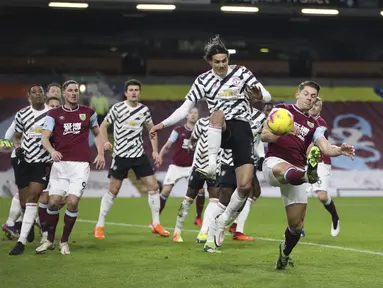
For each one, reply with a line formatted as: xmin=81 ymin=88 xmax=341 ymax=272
xmin=210 ymin=54 xmax=228 ymax=77
xmin=187 ymin=108 xmax=198 ymax=123
xmin=264 ymin=104 xmax=274 ymax=116
xmin=125 ymin=85 xmax=141 ymax=102
xmin=296 ymin=86 xmax=318 ymax=112
xmin=47 ymin=86 xmax=61 ymax=98
xmin=309 ymin=99 xmax=322 ymax=117
xmin=29 ymin=86 xmax=45 ymax=105
xmin=47 ymin=99 xmax=61 ymax=109
xmin=63 ymin=84 xmax=79 ymax=105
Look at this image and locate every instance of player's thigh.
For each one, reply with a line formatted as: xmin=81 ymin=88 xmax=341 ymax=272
xmin=218 ymin=165 xmax=237 ymax=191
xmin=48 ymin=162 xmax=69 ymax=198
xmin=188 ymin=167 xmax=206 ymax=192
xmin=16 ymin=160 xmax=29 ymax=191
xmin=163 ymin=165 xmax=190 ymax=186
xmin=67 ymin=162 xmax=90 ymax=198
xmin=312 ymin=163 xmax=331 ymax=193
xmin=109 ymin=156 xmax=130 ymax=181
xmin=280 ymin=184 xmax=308 ymax=208
xmin=223 ymin=120 xmax=253 ymax=168
xmin=28 ymin=163 xmax=51 ymax=191
xmin=262 ymin=157 xmax=289 ymax=187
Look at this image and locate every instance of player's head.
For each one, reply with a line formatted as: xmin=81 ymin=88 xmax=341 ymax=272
xmin=204 ymin=35 xmax=229 ymax=77
xmin=309 ymin=97 xmax=322 ymax=117
xmin=263 ymin=102 xmax=274 ymax=116
xmin=62 ymin=80 xmax=79 ymax=105
xmin=46 ymin=83 xmax=61 ymax=99
xmin=186 ymin=107 xmax=199 ymax=124
xmin=124 ymin=79 xmax=142 ymax=102
xmin=46 ymin=96 xmax=61 ymax=109
xmin=295 ymin=81 xmax=320 ymax=112
xmin=28 ymin=84 xmax=45 ymax=105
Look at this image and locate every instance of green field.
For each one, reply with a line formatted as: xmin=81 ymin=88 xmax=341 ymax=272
xmin=142 ymin=85 xmax=382 ymax=101
xmin=1 ymin=197 xmax=383 ymax=288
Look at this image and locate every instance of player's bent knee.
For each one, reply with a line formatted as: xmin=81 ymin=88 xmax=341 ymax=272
xmin=237 ymin=180 xmax=252 ymax=194
xmin=210 ymin=110 xmax=225 ymax=124
xmin=316 ymin=190 xmax=328 ymax=202
xmin=161 ymin=185 xmax=173 ymax=197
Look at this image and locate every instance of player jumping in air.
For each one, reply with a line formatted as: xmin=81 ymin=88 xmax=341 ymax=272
xmin=261 ymin=81 xmax=354 ymax=269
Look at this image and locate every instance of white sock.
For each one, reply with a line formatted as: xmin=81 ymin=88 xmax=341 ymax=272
xmin=18 ymin=203 xmax=37 ymax=245
xmin=148 ymin=190 xmax=160 ymax=226
xmin=200 ymin=198 xmax=218 ymax=233
xmin=6 ymin=194 xmax=22 ymax=227
xmin=219 ymin=189 xmax=247 ymax=226
xmin=207 ymin=124 xmax=222 ymax=166
xmin=207 ymin=202 xmax=226 ymax=243
xmin=174 ymin=197 xmax=193 ymax=233
xmin=235 ymin=198 xmax=254 ymax=233
xmin=96 ymin=191 xmax=116 ymax=227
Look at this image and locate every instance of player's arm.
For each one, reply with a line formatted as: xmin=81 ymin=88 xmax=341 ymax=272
xmin=90 ymin=112 xmax=106 ymax=169
xmin=243 ymin=67 xmax=272 ymax=102
xmin=314 ymin=127 xmax=355 ymax=158
xmin=0 ymin=120 xmax=16 ymax=150
xmin=101 ymin=106 xmax=116 ymax=150
xmin=42 ymin=115 xmax=62 ymax=161
xmin=159 ymin=129 xmax=178 ymax=158
xmin=146 ymin=122 xmax=161 ymax=166
xmin=260 ymin=125 xmax=280 ymax=143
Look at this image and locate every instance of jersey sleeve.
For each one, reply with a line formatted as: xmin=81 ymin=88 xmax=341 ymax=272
xmin=192 ymin=120 xmax=202 ymax=139
xmin=144 ymin=107 xmax=153 ymax=125
xmin=14 ymin=112 xmax=23 ymax=133
xmin=312 ymin=118 xmax=326 ymax=143
xmin=4 ymin=120 xmax=16 ymax=140
xmin=90 ymin=111 xmax=99 ymax=128
xmin=185 ymin=76 xmax=206 ymax=103
xmin=44 ymin=115 xmax=56 ymax=132
xmin=105 ymin=104 xmax=117 ymax=124
xmin=168 ymin=129 xmax=179 ymax=143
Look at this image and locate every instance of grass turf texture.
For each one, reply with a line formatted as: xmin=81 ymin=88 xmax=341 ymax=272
xmin=1 ymin=197 xmax=382 ymax=288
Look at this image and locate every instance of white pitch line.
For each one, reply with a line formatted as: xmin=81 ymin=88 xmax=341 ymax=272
xmin=78 ymin=219 xmax=383 ymax=256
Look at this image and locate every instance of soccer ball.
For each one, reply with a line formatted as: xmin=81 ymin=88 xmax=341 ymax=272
xmin=266 ymin=108 xmax=294 ymax=135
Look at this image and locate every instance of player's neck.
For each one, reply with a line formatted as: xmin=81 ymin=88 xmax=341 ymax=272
xmin=31 ymin=103 xmax=45 ymax=111
xmin=64 ymin=103 xmax=79 ymax=111
xmin=185 ymin=122 xmax=194 ymax=130
xmin=295 ymin=103 xmax=309 ymax=113
xmin=126 ymin=100 xmax=138 ymax=107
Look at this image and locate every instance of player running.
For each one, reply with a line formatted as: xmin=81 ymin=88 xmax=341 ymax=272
xmin=9 ymin=85 xmax=52 ymax=255
xmin=35 ymin=80 xmax=105 ymax=255
xmin=261 ymin=81 xmax=354 ymax=269
xmin=303 ymin=97 xmax=340 ymax=237
xmin=158 ymin=108 xmax=204 ymax=226
xmin=93 ymin=79 xmax=167 ymax=239
xmin=150 ymin=35 xmax=271 ymax=248
xmin=172 ymin=116 xmax=219 ymax=243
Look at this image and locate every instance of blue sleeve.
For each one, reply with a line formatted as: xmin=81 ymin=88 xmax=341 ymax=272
xmin=90 ymin=112 xmax=98 ymax=128
xmin=44 ymin=116 xmax=55 ymax=131
xmin=168 ymin=130 xmax=179 ymax=143
xmin=313 ymin=126 xmax=326 ymax=143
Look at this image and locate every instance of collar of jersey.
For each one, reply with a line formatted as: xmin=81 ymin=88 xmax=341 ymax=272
xmin=62 ymin=104 xmax=80 ymax=112
xmin=212 ymin=66 xmax=233 ymax=79
xmin=292 ymin=104 xmax=310 ymax=117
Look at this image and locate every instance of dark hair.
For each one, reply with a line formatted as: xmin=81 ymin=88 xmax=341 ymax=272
xmin=203 ymin=35 xmax=229 ymax=61
xmin=62 ymin=80 xmax=79 ymax=91
xmin=47 ymin=82 xmax=61 ymax=92
xmin=124 ymin=79 xmax=142 ymax=92
xmin=28 ymin=84 xmax=44 ymax=94
xmin=46 ymin=96 xmax=61 ymax=104
xmin=264 ymin=102 xmax=274 ymax=107
xmin=298 ymin=81 xmax=321 ymax=94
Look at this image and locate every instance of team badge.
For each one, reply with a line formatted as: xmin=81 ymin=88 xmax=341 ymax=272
xmin=307 ymin=121 xmax=314 ymax=128
xmin=79 ymin=114 xmax=86 ymax=121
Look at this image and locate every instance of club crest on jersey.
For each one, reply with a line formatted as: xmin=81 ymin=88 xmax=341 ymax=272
xmin=79 ymin=114 xmax=86 ymax=121
xmin=232 ymin=77 xmax=241 ymax=86
xmin=307 ymin=121 xmax=314 ymax=128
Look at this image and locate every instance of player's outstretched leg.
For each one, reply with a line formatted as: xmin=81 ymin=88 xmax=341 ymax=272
xmin=197 ymin=198 xmax=218 ymax=243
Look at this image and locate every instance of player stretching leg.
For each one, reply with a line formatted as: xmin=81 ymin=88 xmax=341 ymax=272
xmin=172 ymin=117 xmax=219 ymax=243
xmin=158 ymin=108 xmax=201 ymax=224
xmin=94 ymin=79 xmax=167 ymax=239
xmin=303 ymin=98 xmax=340 ymax=237
xmin=261 ymin=81 xmax=354 ymax=269
xmin=150 ymin=36 xmax=271 ymax=249
xmin=36 ymin=80 xmax=105 ymax=255
xmin=9 ymin=85 xmax=53 ymax=255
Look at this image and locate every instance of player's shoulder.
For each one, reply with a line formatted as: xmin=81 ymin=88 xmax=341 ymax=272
xmin=317 ymin=116 xmax=328 ymax=126
xmin=275 ymin=103 xmax=290 ymax=110
xmin=47 ymin=106 xmax=61 ymax=116
xmin=174 ymin=125 xmax=183 ymax=132
xmin=78 ymin=105 xmax=95 ymax=114
xmin=17 ymin=105 xmax=31 ymax=114
xmin=137 ymin=102 xmax=150 ymax=111
xmin=196 ymin=69 xmax=214 ymax=81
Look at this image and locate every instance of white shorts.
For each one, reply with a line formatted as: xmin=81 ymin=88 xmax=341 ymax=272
xmin=310 ymin=163 xmax=331 ymax=193
xmin=163 ymin=164 xmax=192 ymax=185
xmin=263 ymin=156 xmax=307 ymax=207
xmin=49 ymin=161 xmax=90 ymax=198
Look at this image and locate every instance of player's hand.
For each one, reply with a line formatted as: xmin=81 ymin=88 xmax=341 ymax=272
xmin=152 ymin=151 xmax=161 ymax=168
xmin=246 ymin=85 xmax=263 ymax=101
xmin=51 ymin=150 xmax=63 ymax=162
xmin=93 ymin=154 xmax=105 ymax=170
xmin=287 ymin=125 xmax=299 ymax=136
xmin=340 ymin=143 xmax=355 ymax=160
xmin=104 ymin=142 xmax=113 ymax=151
xmin=187 ymin=143 xmax=196 ymax=154
xmin=150 ymin=123 xmax=165 ymax=138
